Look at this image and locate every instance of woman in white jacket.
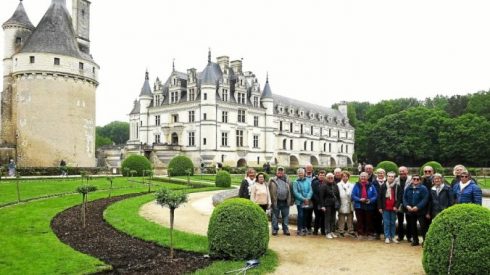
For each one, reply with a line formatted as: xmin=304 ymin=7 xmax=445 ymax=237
xmin=337 ymin=171 xmax=355 ymax=237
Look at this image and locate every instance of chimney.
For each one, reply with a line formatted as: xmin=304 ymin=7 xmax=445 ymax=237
xmin=230 ymin=59 xmax=242 ymax=74
xmin=217 ymin=56 xmax=229 ymax=72
xmin=338 ymin=101 xmax=348 ymax=116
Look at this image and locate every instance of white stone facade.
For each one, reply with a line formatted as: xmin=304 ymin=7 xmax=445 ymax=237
xmin=128 ymin=53 xmax=354 ymax=168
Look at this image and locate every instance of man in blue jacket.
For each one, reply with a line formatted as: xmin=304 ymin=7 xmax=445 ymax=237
xmin=403 ymin=175 xmax=429 ymax=246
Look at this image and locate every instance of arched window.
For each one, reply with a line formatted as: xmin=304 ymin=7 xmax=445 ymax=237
xmin=171 ymin=133 xmax=178 ymax=145
xmin=283 ymin=139 xmax=287 ymax=150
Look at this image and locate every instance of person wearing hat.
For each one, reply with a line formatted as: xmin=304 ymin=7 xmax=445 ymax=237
xmin=268 ymin=167 xmax=293 ymax=235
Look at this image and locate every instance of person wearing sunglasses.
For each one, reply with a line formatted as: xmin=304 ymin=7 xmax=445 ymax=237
xmin=403 ymin=175 xmax=429 ymax=246
xmin=452 ymin=171 xmax=482 ymax=205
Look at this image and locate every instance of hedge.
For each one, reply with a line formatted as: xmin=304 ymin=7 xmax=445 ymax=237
xmin=168 ymin=155 xmax=194 ymax=177
xmin=420 ymin=161 xmax=444 ymax=175
xmin=208 ymin=198 xmax=269 ymax=259
xmin=376 ymin=161 xmax=398 ymax=175
xmin=422 ymin=204 xmax=490 ymax=274
xmin=215 ymin=171 xmax=231 ymax=188
xmin=121 ymin=155 xmax=152 ymax=176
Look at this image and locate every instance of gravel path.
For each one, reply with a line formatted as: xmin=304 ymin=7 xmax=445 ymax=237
xmin=140 ymin=191 xmax=425 ymax=275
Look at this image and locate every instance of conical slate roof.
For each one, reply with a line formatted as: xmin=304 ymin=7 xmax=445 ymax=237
xmin=21 ymin=0 xmax=84 ymax=59
xmin=200 ymin=62 xmax=222 ymax=85
xmin=2 ymin=1 xmax=35 ymax=30
xmin=139 ymin=71 xmax=152 ymax=97
xmin=262 ymin=75 xmax=273 ymax=98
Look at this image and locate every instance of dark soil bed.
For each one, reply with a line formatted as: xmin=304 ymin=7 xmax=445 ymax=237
xmin=51 ymin=193 xmax=212 ymax=274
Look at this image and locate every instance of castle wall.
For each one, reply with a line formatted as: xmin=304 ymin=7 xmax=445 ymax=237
xmin=12 ymin=73 xmax=96 ymax=167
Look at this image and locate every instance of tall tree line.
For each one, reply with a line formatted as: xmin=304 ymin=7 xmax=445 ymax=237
xmin=96 ymin=121 xmax=129 ymax=148
xmin=337 ymin=91 xmax=490 ymax=166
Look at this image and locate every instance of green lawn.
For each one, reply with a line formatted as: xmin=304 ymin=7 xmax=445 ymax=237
xmin=0 ymin=188 xmax=151 ymax=274
xmin=0 ymin=177 xmax=183 ymax=206
xmin=104 ymin=192 xmax=278 ymax=274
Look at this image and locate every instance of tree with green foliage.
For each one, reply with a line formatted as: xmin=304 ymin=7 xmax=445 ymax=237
xmin=95 ymin=121 xmax=130 ymax=148
xmin=167 ymin=155 xmax=194 ymax=177
xmin=215 ymin=170 xmax=232 ymax=187
xmin=155 ymin=188 xmax=188 ymax=259
xmin=444 ymin=94 xmax=469 ymax=117
xmin=438 ymin=114 xmax=490 ymax=166
xmin=76 ymin=185 xmax=97 ymax=228
xmin=95 ymin=134 xmax=112 ymax=148
xmin=465 ymin=90 xmax=490 ymax=120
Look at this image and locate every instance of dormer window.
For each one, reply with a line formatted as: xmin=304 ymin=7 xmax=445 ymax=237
xmin=189 ymin=88 xmax=195 ymax=101
xmin=223 ymin=89 xmax=228 ymax=101
xmin=15 ymin=37 xmax=21 ymax=45
xmin=253 ymin=96 xmax=258 ymax=107
xmin=238 ymin=93 xmax=246 ymax=104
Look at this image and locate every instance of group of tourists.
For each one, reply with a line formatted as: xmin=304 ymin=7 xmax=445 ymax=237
xmin=239 ymin=163 xmax=483 ymax=246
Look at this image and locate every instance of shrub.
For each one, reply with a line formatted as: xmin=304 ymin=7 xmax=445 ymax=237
xmin=168 ymin=155 xmax=194 ymax=177
xmin=420 ymin=161 xmax=444 ymax=175
xmin=423 ymin=204 xmax=490 ymax=275
xmin=208 ymin=198 xmax=269 ymax=259
xmin=121 ymin=155 xmax=152 ymax=176
xmin=376 ymin=161 xmax=399 ymax=175
xmin=215 ymin=170 xmax=231 ymax=187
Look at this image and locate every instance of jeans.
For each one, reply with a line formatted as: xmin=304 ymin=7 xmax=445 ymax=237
xmin=383 ymin=210 xmax=396 ymax=239
xmin=313 ymin=205 xmax=325 ymax=234
xmin=296 ymin=205 xmax=305 ymax=232
xmin=396 ymin=212 xmax=411 ymax=240
xmin=407 ymin=213 xmax=427 ymax=244
xmin=272 ymin=200 xmax=290 ymax=232
xmin=304 ymin=207 xmax=313 ymax=231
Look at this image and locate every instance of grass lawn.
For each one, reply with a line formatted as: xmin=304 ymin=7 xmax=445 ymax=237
xmin=0 ymin=182 xmax=190 ymax=275
xmin=0 ymin=177 xmax=183 ymax=206
xmin=104 ymin=192 xmax=278 ymax=274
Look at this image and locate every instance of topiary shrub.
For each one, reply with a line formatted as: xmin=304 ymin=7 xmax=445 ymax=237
xmin=376 ymin=161 xmax=399 ymax=175
xmin=420 ymin=161 xmax=444 ymax=175
xmin=215 ymin=170 xmax=231 ymax=187
xmin=208 ymin=198 xmax=269 ymax=259
xmin=423 ymin=204 xmax=490 ymax=275
xmin=121 ymin=155 xmax=152 ymax=176
xmin=167 ymin=155 xmax=194 ymax=177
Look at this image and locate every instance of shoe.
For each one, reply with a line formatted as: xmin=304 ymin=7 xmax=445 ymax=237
xmin=385 ymin=238 xmax=390 ymax=244
xmin=272 ymin=230 xmax=278 ymax=236
xmin=339 ymin=233 xmax=345 ymax=237
xmin=313 ymin=230 xmax=318 ymax=236
xmin=392 ymin=238 xmax=399 ymax=244
xmin=326 ymin=233 xmax=333 ymax=239
xmin=347 ymin=232 xmax=356 ymax=238
xmin=411 ymin=242 xmax=420 ymax=246
xmin=407 ymin=238 xmax=412 ymax=243
xmin=307 ymin=229 xmax=313 ymax=235
xmin=396 ymin=237 xmax=402 ymax=242
xmin=375 ymin=234 xmax=381 ymax=240
xmin=284 ymin=231 xmax=291 ymax=236
xmin=332 ymin=233 xmax=338 ymax=238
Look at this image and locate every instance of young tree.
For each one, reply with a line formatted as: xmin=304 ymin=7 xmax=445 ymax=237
xmin=155 ymin=188 xmax=188 ymax=258
xmin=76 ymin=185 xmax=97 ymax=228
xmin=107 ymin=176 xmax=114 ymax=198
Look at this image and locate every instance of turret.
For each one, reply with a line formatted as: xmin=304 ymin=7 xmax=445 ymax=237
xmin=261 ymin=74 xmax=275 ymax=160
xmin=72 ymin=0 xmax=91 ymax=54
xmin=2 ymin=0 xmax=34 ymax=60
xmin=338 ymin=101 xmax=348 ymax=117
xmin=138 ymin=71 xmax=152 ymax=145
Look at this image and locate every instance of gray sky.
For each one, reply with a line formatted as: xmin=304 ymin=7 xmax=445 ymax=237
xmin=2 ymin=0 xmax=490 ymax=126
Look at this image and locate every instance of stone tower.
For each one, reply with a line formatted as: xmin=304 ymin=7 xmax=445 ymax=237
xmin=1 ymin=0 xmax=99 ymax=167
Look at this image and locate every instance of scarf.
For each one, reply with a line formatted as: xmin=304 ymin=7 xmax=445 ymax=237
xmin=360 ymin=181 xmax=368 ymax=199
xmin=246 ymin=177 xmax=255 ymax=195
xmin=459 ymin=181 xmax=471 ymax=191
xmin=385 ymin=181 xmax=396 ymax=200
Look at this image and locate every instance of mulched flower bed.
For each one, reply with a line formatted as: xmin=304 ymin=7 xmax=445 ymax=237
xmin=51 ymin=193 xmax=212 ymax=274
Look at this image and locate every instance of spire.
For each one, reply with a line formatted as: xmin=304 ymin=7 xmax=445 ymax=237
xmin=140 ymin=70 xmax=152 ymax=97
xmin=20 ymin=0 xmax=85 ymax=59
xmin=2 ymin=0 xmax=35 ymax=30
xmin=262 ymin=73 xmax=273 ymax=99
xmin=208 ymin=48 xmax=211 ymax=63
xmin=172 ymin=58 xmax=175 ymax=72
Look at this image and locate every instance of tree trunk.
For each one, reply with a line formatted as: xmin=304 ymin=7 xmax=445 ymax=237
xmin=170 ymin=208 xmax=175 ymax=259
xmin=109 ymin=181 xmax=113 ymax=198
xmin=82 ymin=194 xmax=86 ymax=228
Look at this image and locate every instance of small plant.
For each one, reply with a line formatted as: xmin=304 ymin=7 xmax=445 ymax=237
xmin=215 ymin=170 xmax=231 ymax=187
xmin=376 ymin=161 xmax=399 ymax=175
xmin=419 ymin=161 xmax=444 ymax=175
xmin=145 ymin=170 xmax=153 ymax=192
xmin=155 ymin=188 xmax=188 ymax=258
xmin=76 ymin=185 xmax=97 ymax=228
xmin=167 ymin=168 xmax=173 ymax=181
xmin=185 ymin=168 xmax=192 ymax=185
xmin=107 ymin=176 xmax=114 ymax=198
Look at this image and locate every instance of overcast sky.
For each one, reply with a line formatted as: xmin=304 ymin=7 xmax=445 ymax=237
xmin=2 ymin=0 xmax=490 ymax=126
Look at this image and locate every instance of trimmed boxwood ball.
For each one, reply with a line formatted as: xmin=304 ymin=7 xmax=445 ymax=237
xmin=376 ymin=161 xmax=398 ymax=175
xmin=215 ymin=170 xmax=231 ymax=187
xmin=420 ymin=161 xmax=444 ymax=175
xmin=208 ymin=198 xmax=269 ymax=259
xmin=121 ymin=155 xmax=152 ymax=176
xmin=422 ymin=204 xmax=490 ymax=275
xmin=168 ymin=155 xmax=194 ymax=177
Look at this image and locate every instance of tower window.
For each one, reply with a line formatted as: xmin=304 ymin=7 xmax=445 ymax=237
xmin=79 ymin=62 xmax=84 ymax=70
xmin=203 ymin=93 xmax=207 ymax=100
xmin=54 ymin=58 xmax=60 ymax=65
xmin=15 ymin=37 xmax=21 ymax=44
xmin=29 ymin=56 xmax=35 ymax=64
xmin=81 ymin=9 xmax=85 ymax=17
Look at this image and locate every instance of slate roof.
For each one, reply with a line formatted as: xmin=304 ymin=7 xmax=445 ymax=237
xmin=2 ymin=1 xmax=34 ymax=30
xmin=130 ymin=100 xmax=140 ymax=115
xmin=262 ymin=78 xmax=273 ymax=99
xmin=272 ymin=94 xmax=344 ymax=118
xmin=200 ymin=62 xmax=222 ymax=85
xmin=20 ymin=0 xmax=89 ymax=60
xmin=139 ymin=71 xmax=152 ymax=97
